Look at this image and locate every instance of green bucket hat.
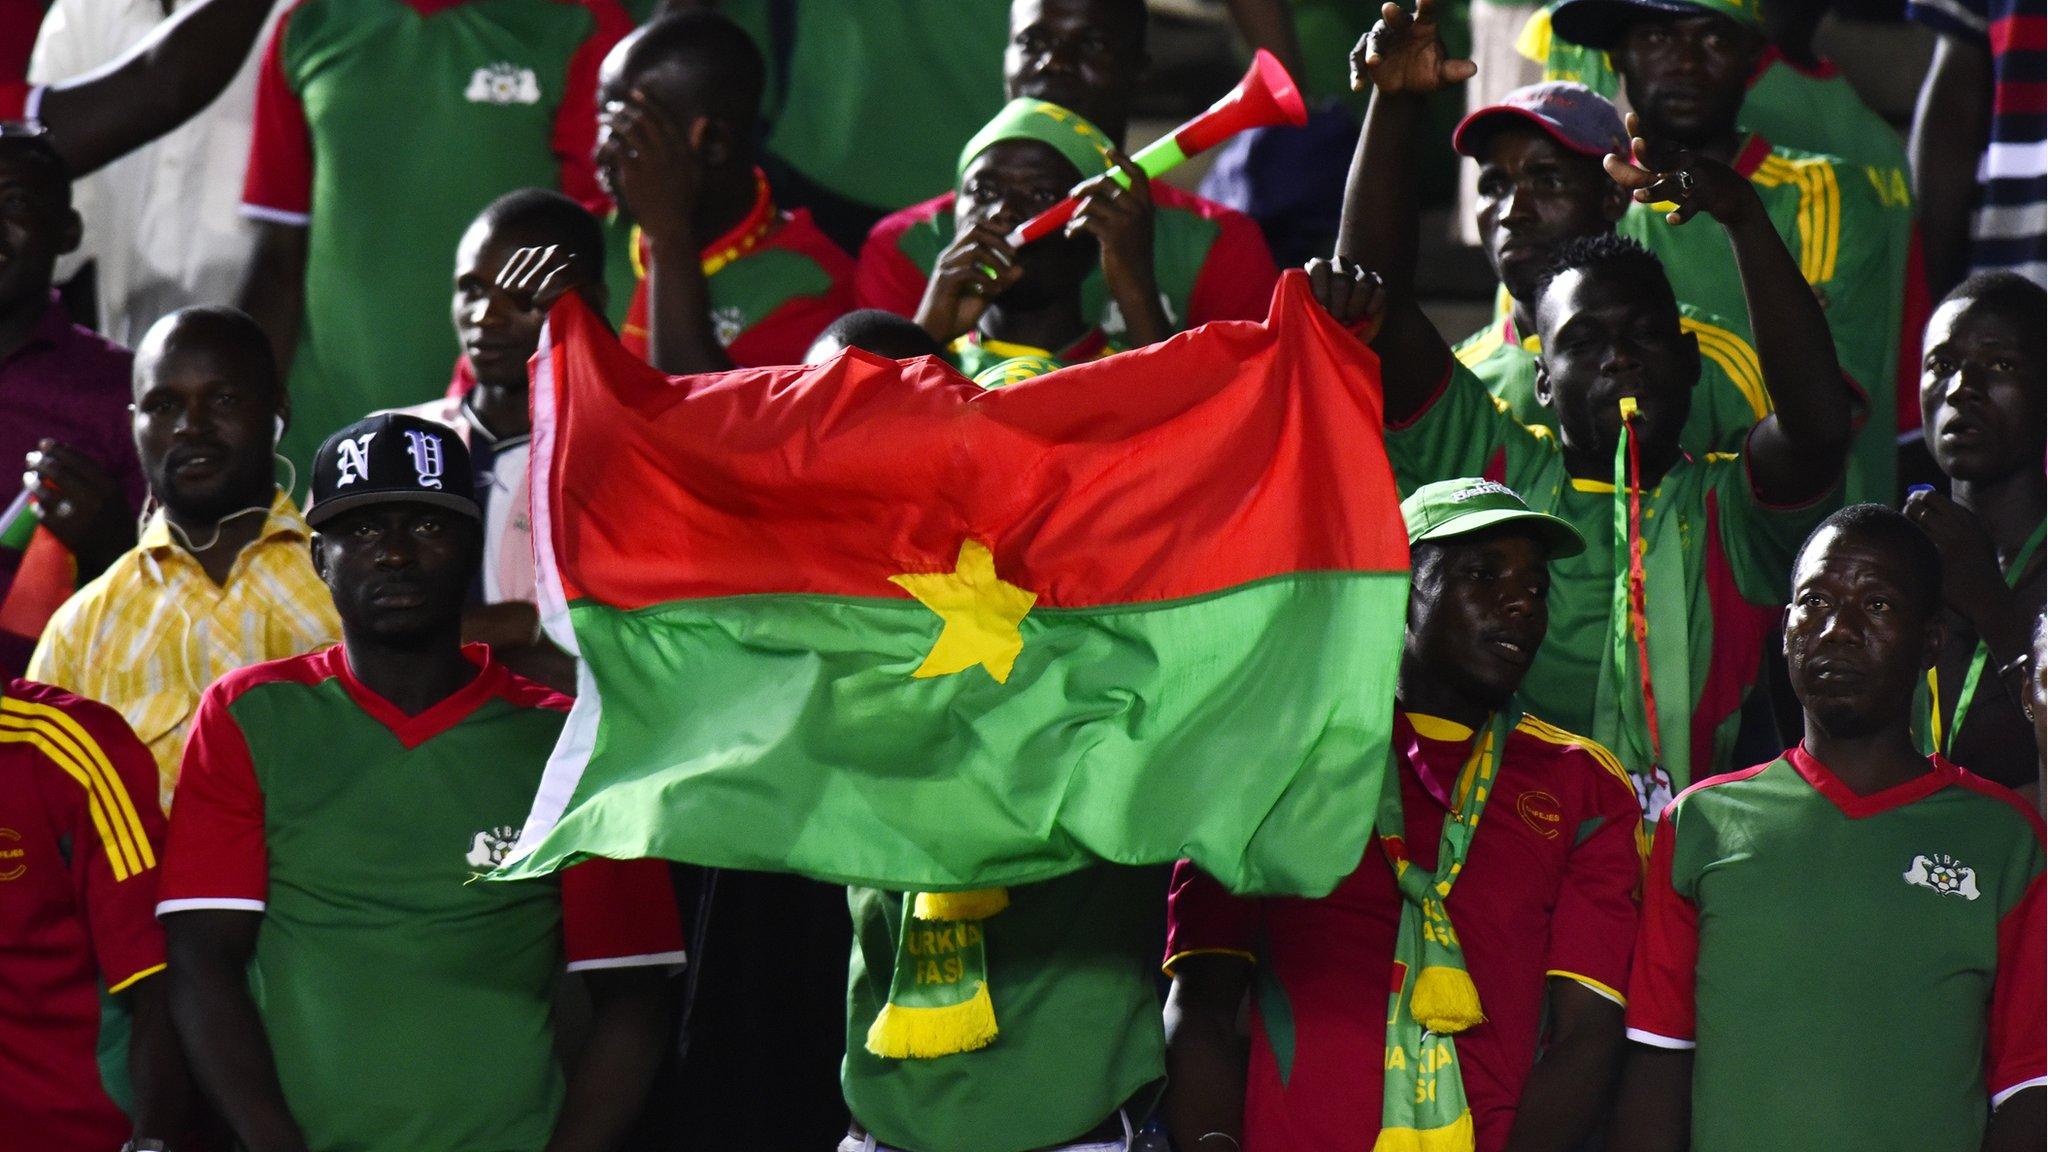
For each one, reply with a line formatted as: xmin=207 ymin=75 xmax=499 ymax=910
xmin=957 ymin=98 xmax=1118 ymax=186
xmin=1548 ymin=0 xmax=1763 ymax=50
xmin=1401 ymin=478 xmax=1587 ymax=558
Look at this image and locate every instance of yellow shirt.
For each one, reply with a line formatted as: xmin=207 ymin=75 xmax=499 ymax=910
xmin=28 ymin=490 xmax=340 ymax=810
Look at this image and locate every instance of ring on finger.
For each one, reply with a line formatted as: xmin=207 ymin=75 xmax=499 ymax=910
xmin=1675 ymin=170 xmax=1695 ymax=193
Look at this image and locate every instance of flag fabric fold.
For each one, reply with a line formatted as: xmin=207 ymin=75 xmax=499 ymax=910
xmin=498 ymin=272 xmax=1410 ymax=897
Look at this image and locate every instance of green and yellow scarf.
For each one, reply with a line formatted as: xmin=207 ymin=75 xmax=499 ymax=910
xmin=1374 ymin=708 xmax=1513 ymax=1152
xmin=866 ymin=887 xmax=1010 ymax=1058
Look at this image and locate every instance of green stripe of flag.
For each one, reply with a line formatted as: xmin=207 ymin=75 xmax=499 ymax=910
xmin=498 ymin=571 xmax=1404 ymax=896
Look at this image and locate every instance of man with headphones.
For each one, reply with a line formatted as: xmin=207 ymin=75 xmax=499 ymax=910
xmin=29 ymin=305 xmax=339 ymax=812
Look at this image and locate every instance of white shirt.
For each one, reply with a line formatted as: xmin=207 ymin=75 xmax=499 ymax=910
xmin=29 ymin=0 xmax=284 ymax=346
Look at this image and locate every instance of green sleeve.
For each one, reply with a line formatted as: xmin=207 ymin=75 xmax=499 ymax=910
xmin=1706 ymin=452 xmax=1839 ymax=606
xmin=1813 ymin=166 xmax=1906 ymax=498
xmin=1384 ymin=360 xmax=1520 ymax=497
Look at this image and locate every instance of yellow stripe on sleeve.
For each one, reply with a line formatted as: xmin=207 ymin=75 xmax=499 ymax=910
xmin=1162 ymin=948 xmax=1258 ymax=977
xmin=0 ymin=722 xmax=136 ymax=881
xmin=1813 ymin=160 xmax=1841 ymax=282
xmin=1681 ymin=318 xmax=1769 ymax=419
xmin=0 ymin=699 xmax=154 ymax=877
xmin=107 ymin=962 xmax=167 ymax=995
xmin=1547 ymin=969 xmax=1628 ymax=1007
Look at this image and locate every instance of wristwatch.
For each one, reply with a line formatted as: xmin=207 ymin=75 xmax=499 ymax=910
xmin=120 ymin=1140 xmax=170 ymax=1152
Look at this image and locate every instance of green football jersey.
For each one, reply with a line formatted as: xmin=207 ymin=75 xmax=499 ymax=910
xmin=720 ymin=1 xmax=1009 ymax=212
xmin=244 ymin=0 xmax=626 ymax=481
xmin=1631 ymin=748 xmax=2046 ymax=1151
xmin=844 ymin=866 xmax=1168 ymax=1152
xmin=1455 ymin=301 xmax=1769 ymax=456
xmin=1615 ymin=136 xmax=1904 ymax=505
xmin=156 ymin=646 xmax=686 ymax=1152
xmin=1387 ymin=361 xmax=1834 ymax=802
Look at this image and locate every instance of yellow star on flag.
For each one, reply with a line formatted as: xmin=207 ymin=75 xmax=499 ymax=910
xmin=889 ymin=539 xmax=1039 ymax=683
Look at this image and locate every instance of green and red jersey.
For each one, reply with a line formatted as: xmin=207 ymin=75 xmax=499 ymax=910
xmin=242 ymin=0 xmax=632 ymax=477
xmin=156 ymin=644 xmax=685 ymax=1152
xmin=1165 ymin=711 xmax=1643 ymax=1152
xmin=607 ymin=170 xmax=856 ymax=368
xmin=844 ymin=866 xmax=1168 ymax=1152
xmin=853 ymin=183 xmax=1281 ymax=341
xmin=0 ymin=679 xmax=166 ymax=1152
xmin=1629 ymin=746 xmax=2045 ymax=1150
xmin=1387 ymin=360 xmax=1835 ymax=806
xmin=1614 ymin=135 xmax=1904 ymax=504
xmin=1455 ymin=301 xmax=1768 ymax=456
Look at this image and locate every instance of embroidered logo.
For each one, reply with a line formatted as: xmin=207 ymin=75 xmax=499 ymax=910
xmin=1904 ymin=853 xmax=1980 ymax=900
xmin=403 ymin=429 xmax=446 ymax=490
xmin=465 ymin=825 xmax=521 ymax=869
xmin=334 ymin=432 xmax=376 ymax=487
xmin=1449 ymin=480 xmax=1518 ymax=503
xmin=1634 ymin=763 xmax=1675 ymax=825
xmin=464 ymin=63 xmax=541 ymax=106
xmin=1515 ymin=789 xmax=1564 ymax=839
xmin=712 ymin=305 xmax=746 ymax=348
xmin=0 ymin=827 xmax=23 ymax=881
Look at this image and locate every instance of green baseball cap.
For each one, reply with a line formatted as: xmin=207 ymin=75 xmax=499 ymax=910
xmin=958 ymin=98 xmax=1118 ymax=186
xmin=1401 ymin=478 xmax=1587 ymax=558
xmin=1548 ymin=0 xmax=1763 ymax=50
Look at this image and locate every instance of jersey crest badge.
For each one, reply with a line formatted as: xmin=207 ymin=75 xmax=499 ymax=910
xmin=464 ymin=63 xmax=541 ymax=106
xmin=465 ymin=825 xmax=521 ymax=869
xmin=712 ymin=305 xmax=746 ymax=348
xmin=1903 ymin=853 xmax=1980 ymax=900
xmin=335 ymin=432 xmax=376 ymax=487
xmin=404 ymin=429 xmax=446 ymax=490
xmin=0 ymin=827 xmax=24 ymax=881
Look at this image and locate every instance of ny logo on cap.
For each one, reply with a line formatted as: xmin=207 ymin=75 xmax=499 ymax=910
xmin=335 ymin=432 xmax=377 ymax=487
xmin=404 ymin=430 xmax=446 ymax=490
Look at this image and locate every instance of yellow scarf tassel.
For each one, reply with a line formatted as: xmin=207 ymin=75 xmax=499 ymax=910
xmin=866 ymin=980 xmax=999 ymax=1058
xmin=914 ymin=887 xmax=1010 ymax=921
xmin=1410 ymin=965 xmax=1486 ymax=1034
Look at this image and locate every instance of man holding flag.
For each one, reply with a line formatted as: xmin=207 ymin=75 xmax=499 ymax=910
xmin=489 ymin=182 xmax=1415 ymax=1143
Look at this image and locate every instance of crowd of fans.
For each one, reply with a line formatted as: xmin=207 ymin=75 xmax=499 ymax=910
xmin=0 ymin=0 xmax=2041 ymax=1150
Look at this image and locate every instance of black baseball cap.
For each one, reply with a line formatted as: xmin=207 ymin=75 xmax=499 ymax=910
xmin=306 ymin=413 xmax=479 ymax=529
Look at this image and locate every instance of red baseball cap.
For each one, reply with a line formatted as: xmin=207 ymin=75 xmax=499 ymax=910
xmin=1452 ymin=81 xmax=1628 ymax=160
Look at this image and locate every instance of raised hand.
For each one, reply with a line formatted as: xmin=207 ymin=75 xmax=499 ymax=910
xmin=597 ymin=89 xmax=702 ymax=246
xmin=914 ymin=221 xmax=1024 ymax=345
xmin=1602 ymin=112 xmax=1760 ymax=227
xmin=496 ymin=244 xmax=585 ymax=314
xmin=1351 ymin=0 xmax=1478 ymax=96
xmin=1904 ymin=488 xmax=2009 ymax=622
xmin=1304 ymin=256 xmax=1388 ymax=339
xmin=1066 ymin=149 xmax=1158 ymax=302
xmin=24 ymin=440 xmax=127 ymax=567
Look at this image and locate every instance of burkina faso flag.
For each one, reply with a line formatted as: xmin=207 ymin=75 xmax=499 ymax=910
xmin=496 ymin=272 xmax=1409 ymax=897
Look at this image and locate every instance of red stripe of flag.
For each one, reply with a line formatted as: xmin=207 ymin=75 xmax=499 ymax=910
xmin=541 ymin=273 xmax=1407 ymax=611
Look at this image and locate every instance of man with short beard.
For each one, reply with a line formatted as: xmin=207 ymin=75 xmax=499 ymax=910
xmin=1611 ymin=504 xmax=2045 ymax=1152
xmin=30 ymin=306 xmax=337 ymax=810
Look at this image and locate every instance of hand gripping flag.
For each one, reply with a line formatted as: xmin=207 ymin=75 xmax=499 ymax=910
xmin=494 ymin=272 xmax=1409 ymax=899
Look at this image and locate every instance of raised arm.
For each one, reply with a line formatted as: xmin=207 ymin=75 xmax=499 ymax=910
xmin=1604 ymin=116 xmax=1851 ymax=505
xmin=165 ymin=910 xmax=309 ymax=1152
xmin=1163 ymin=955 xmax=1255 ymax=1152
xmin=1606 ymin=1044 xmax=1693 ymax=1152
xmin=601 ymin=90 xmax=734 ymax=376
xmin=1909 ymin=35 xmax=1992 ymax=300
xmin=1335 ymin=0 xmax=1476 ymax=423
xmin=33 ymin=0 xmax=277 ymax=178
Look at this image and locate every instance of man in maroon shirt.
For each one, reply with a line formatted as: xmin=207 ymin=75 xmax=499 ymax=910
xmin=1163 ymin=477 xmax=1642 ymax=1152
xmin=0 ymin=127 xmax=145 ymax=673
xmin=854 ymin=0 xmax=1280 ymax=341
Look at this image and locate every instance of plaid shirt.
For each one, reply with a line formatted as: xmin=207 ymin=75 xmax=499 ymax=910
xmin=28 ymin=490 xmax=339 ymax=810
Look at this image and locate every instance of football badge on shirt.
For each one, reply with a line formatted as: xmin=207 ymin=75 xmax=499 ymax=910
xmin=1903 ymin=853 xmax=1981 ymax=900
xmin=466 ymin=825 xmax=521 ymax=870
xmin=0 ymin=827 xmax=23 ymax=881
xmin=465 ymin=63 xmax=542 ymax=106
